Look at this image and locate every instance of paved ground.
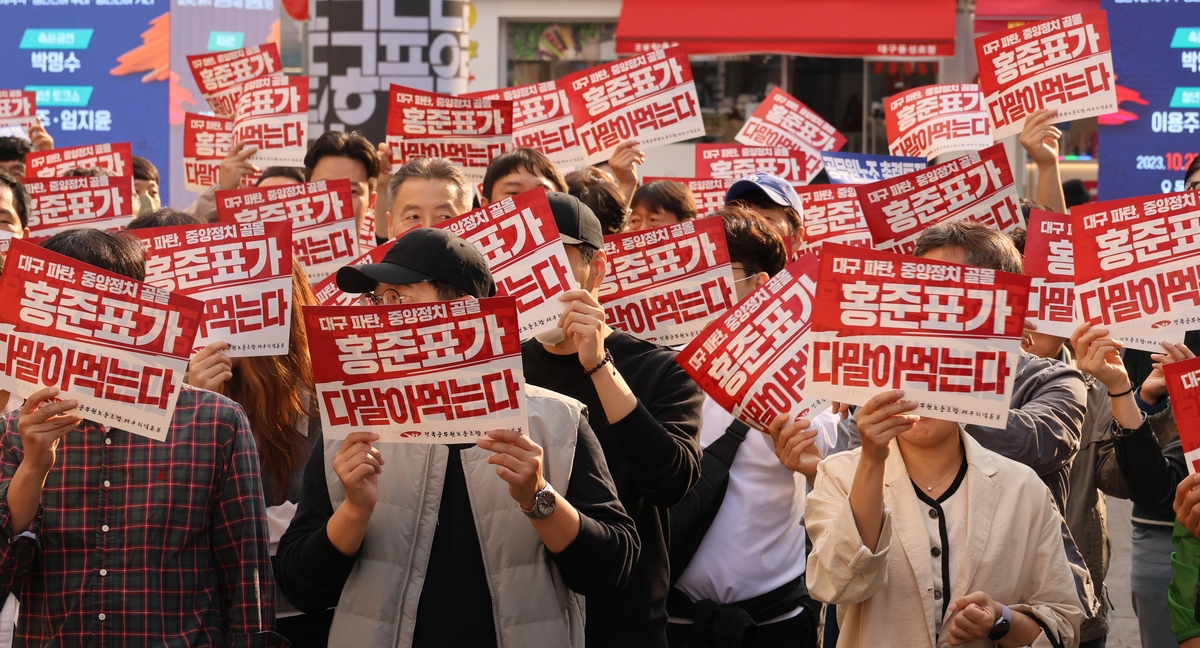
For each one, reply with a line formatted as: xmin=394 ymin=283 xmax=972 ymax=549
xmin=1106 ymin=495 xmax=1145 ymax=648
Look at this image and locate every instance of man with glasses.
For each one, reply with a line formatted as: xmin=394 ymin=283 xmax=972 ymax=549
xmin=276 ymin=227 xmax=638 ymax=648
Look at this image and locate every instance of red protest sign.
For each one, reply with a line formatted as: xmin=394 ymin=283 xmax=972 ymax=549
xmin=975 ymin=11 xmax=1116 ymax=140
xmin=858 ymin=143 xmax=1022 ymax=255
xmin=677 ymin=254 xmax=828 ymax=430
xmin=0 ymin=239 xmax=205 ymax=440
xmin=694 ymin=144 xmax=812 ymax=186
xmin=464 ymin=80 xmax=583 ymax=169
xmin=885 ymin=84 xmax=992 ymax=160
xmin=562 ymin=46 xmax=704 ymax=166
xmin=26 ymin=142 xmax=133 ymax=178
xmin=0 ymin=90 xmax=37 ymax=132
xmin=232 ymin=75 xmax=308 ymax=167
xmin=795 ymin=184 xmax=873 ymax=256
xmin=386 ymin=85 xmax=514 ymax=183
xmin=734 ymin=88 xmax=846 ymax=174
xmin=304 ymin=297 xmax=528 ymax=443
xmin=311 ymin=241 xmax=392 ymax=307
xmin=215 ymin=179 xmax=359 ymax=284
xmin=1024 ymin=210 xmax=1076 ymax=338
xmin=434 ymin=187 xmax=575 ymax=340
xmin=183 ymin=113 xmax=237 ymax=193
xmin=599 ymin=217 xmax=736 ymax=346
xmin=1072 ymin=190 xmax=1200 ymax=352
xmin=1164 ymin=356 xmax=1200 ymax=475
xmin=135 ymin=221 xmax=292 ymax=357
xmin=642 ymin=176 xmax=735 ymax=216
xmin=805 ymin=243 xmax=1030 ymax=426
xmin=187 ymin=43 xmax=283 ymax=119
xmin=23 ymin=175 xmax=136 ymax=237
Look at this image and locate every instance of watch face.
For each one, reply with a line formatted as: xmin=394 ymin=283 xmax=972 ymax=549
xmin=535 ymin=488 xmax=556 ymax=516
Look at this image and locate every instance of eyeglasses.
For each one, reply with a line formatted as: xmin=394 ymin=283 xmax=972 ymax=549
xmin=364 ymin=287 xmax=437 ymax=305
xmin=731 ymin=265 xmax=757 ymax=283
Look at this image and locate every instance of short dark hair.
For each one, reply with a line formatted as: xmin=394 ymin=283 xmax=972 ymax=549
xmin=131 ymin=156 xmax=159 ymax=184
xmin=566 ymin=168 xmax=627 ymax=235
xmin=1007 ymin=227 xmax=1028 ymax=255
xmin=631 ymin=180 xmax=697 ymax=221
xmin=257 ymin=166 xmax=305 ymax=186
xmin=0 ymin=137 xmax=32 ymax=163
xmin=387 ymin=157 xmax=473 ymax=215
xmin=61 ymin=166 xmax=116 ymax=178
xmin=913 ymin=221 xmax=1024 ymax=274
xmin=0 ymin=170 xmax=32 ymax=228
xmin=1018 ymin=197 xmax=1052 ymax=223
xmin=127 ymin=208 xmax=207 ymax=230
xmin=482 ymin=148 xmax=566 ymax=203
xmin=728 ymin=188 xmax=801 ymax=233
xmin=304 ymin=131 xmax=382 ymax=192
xmin=718 ymin=205 xmax=787 ymax=277
xmin=431 ymin=279 xmax=467 ymax=301
xmin=1062 ymin=179 xmax=1090 ymax=208
xmin=40 ymin=229 xmax=146 ymax=281
xmin=1187 ymin=154 xmax=1200 ymax=184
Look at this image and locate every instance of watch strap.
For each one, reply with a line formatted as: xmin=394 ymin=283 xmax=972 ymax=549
xmin=521 ymin=483 xmax=556 ymax=519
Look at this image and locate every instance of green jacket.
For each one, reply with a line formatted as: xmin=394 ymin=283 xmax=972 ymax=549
xmin=1171 ymin=522 xmax=1200 ymax=642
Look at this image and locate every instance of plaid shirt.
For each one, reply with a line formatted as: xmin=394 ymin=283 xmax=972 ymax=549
xmin=0 ymin=386 xmax=285 ymax=647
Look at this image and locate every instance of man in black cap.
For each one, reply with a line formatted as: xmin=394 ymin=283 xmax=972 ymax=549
xmin=276 ymin=227 xmax=639 ymax=648
xmin=524 ymin=192 xmax=704 ymax=648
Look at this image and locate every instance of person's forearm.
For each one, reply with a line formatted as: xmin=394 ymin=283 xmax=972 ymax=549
xmin=848 ymin=458 xmax=887 ymax=552
xmin=590 ymin=363 xmax=637 ymax=424
xmin=6 ymin=462 xmax=49 ymax=533
xmin=618 ymin=179 xmax=637 ymax=207
xmin=325 ymin=501 xmax=372 ymax=556
xmin=1111 ymin=388 xmax=1142 ymax=430
xmin=1036 ymin=161 xmax=1067 ymax=214
xmin=998 ymin=610 xmax=1046 ymax=648
xmin=529 ymin=499 xmax=581 ymax=553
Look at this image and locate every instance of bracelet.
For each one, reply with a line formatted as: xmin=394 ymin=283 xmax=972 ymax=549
xmin=1108 ymin=385 xmax=1134 ymax=398
xmin=585 ymin=349 xmax=613 ymax=377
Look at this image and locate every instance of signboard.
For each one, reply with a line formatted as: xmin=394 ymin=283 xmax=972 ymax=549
xmin=24 ymin=174 xmax=135 ymax=237
xmin=795 ymin=184 xmax=873 ymax=256
xmin=386 ymin=84 xmax=514 ymax=183
xmin=1023 ymin=209 xmax=1077 ymax=338
xmin=0 ymin=90 xmax=37 ymax=133
xmin=642 ymin=176 xmax=735 ymax=216
xmin=885 ymin=84 xmax=993 ymax=159
xmin=464 ymin=80 xmax=584 ymax=170
xmin=694 ymin=144 xmax=811 ymax=186
xmin=26 ymin=141 xmax=132 ymax=178
xmin=806 ymin=243 xmax=1031 ymax=427
xmin=821 ymin=151 xmax=928 ymax=185
xmin=186 ymin=43 xmax=283 ymax=120
xmin=136 ymin=221 xmax=292 ymax=357
xmin=735 ymin=88 xmax=847 ymax=176
xmin=183 ymin=113 xmax=235 ymax=194
xmin=858 ymin=143 xmax=1022 ymax=255
xmin=1163 ymin=355 xmax=1200 ymax=475
xmin=312 ymin=241 xmax=393 ymax=307
xmin=562 ymin=46 xmax=705 ymax=166
xmin=0 ymin=239 xmax=204 ymax=441
xmin=598 ymin=218 xmax=736 ymax=346
xmin=232 ymin=75 xmax=309 ymax=167
xmin=676 ymin=255 xmax=828 ymax=430
xmin=305 ymin=297 xmax=528 ymax=443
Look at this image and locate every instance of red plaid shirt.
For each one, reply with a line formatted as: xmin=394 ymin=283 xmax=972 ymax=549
xmin=0 ymin=386 xmax=285 ymax=647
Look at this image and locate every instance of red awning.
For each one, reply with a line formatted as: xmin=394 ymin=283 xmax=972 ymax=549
xmin=615 ymin=0 xmax=958 ymax=58
xmin=974 ymin=0 xmax=1100 ymax=34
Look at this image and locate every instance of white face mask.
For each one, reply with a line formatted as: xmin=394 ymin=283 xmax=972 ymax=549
xmin=534 ymin=327 xmax=566 ymax=345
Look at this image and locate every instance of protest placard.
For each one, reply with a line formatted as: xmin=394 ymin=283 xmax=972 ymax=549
xmin=820 ymin=151 xmax=928 ymax=185
xmin=26 ymin=142 xmax=133 ymax=178
xmin=1164 ymin=356 xmax=1200 ymax=475
xmin=1072 ymin=189 xmax=1200 ymax=352
xmin=642 ymin=176 xmax=735 ymax=216
xmin=735 ymin=88 xmax=847 ymax=175
xmin=858 ymin=142 xmax=1022 ymax=255
xmin=694 ymin=144 xmax=811 ymax=186
xmin=24 ymin=174 xmax=135 ymax=237
xmin=676 ymin=254 xmax=829 ymax=430
xmin=0 ymin=239 xmax=205 ymax=441
xmin=183 ymin=113 xmax=236 ymax=193
xmin=386 ymin=85 xmax=514 ymax=183
xmin=599 ymin=217 xmax=736 ymax=346
xmin=232 ymin=75 xmax=308 ymax=167
xmin=216 ymin=179 xmax=358 ymax=284
xmin=1024 ymin=210 xmax=1077 ymax=338
xmin=975 ymin=11 xmax=1116 ymax=140
xmin=464 ymin=80 xmax=584 ymax=169
xmin=885 ymin=84 xmax=993 ymax=159
xmin=311 ymin=241 xmax=392 ymax=307
xmin=305 ymin=297 xmax=528 ymax=443
xmin=135 ymin=221 xmax=292 ymax=357
xmin=186 ymin=43 xmax=283 ymax=119
xmin=805 ymin=243 xmax=1030 ymax=427
xmin=795 ymin=184 xmax=873 ymax=256
xmin=0 ymin=90 xmax=36 ymax=133
xmin=435 ymin=188 xmax=574 ymax=340
xmin=562 ymin=46 xmax=705 ymax=166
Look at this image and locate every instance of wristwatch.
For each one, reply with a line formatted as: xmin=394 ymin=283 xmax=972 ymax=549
xmin=520 ymin=483 xmax=558 ymax=520
xmin=987 ymin=604 xmax=1012 ymax=641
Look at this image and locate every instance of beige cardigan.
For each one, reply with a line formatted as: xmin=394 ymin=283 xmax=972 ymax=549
xmin=806 ymin=430 xmax=1083 ymax=648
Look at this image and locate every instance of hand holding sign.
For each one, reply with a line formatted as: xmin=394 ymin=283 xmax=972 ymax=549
xmin=333 ymin=431 xmax=385 ymax=514
xmin=1019 ymin=109 xmax=1062 ymax=169
xmin=765 ymin=414 xmax=821 ymax=482
xmin=1140 ymin=341 xmax=1196 ymax=406
xmin=219 ymin=142 xmax=261 ymax=191
xmin=1069 ymin=322 xmax=1129 ymax=395
xmin=187 ymin=342 xmax=233 ymax=391
xmin=855 ymin=390 xmax=919 ymax=466
xmin=477 ymin=428 xmax=547 ymax=510
xmin=17 ymin=387 xmax=81 ymax=475
xmin=559 ymin=288 xmax=608 ymax=370
xmin=1174 ymin=474 xmax=1200 ymax=539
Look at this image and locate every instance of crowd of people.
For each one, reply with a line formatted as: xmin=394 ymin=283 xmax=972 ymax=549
xmin=0 ymin=109 xmax=1195 ymax=648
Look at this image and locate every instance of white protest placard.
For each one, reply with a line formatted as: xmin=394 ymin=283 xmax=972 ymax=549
xmin=885 ymin=84 xmax=993 ymax=159
xmin=794 ymin=184 xmax=873 ymax=256
xmin=1023 ymin=210 xmax=1077 ymax=339
xmin=0 ymin=90 xmax=37 ymax=134
xmin=187 ymin=43 xmax=283 ymax=119
xmin=23 ymin=175 xmax=136 ymax=237
xmin=385 ymin=85 xmax=514 ymax=183
xmin=694 ymin=144 xmax=811 ymax=186
xmin=464 ymin=80 xmax=584 ymax=170
xmin=820 ymin=151 xmax=928 ymax=185
xmin=183 ymin=113 xmax=237 ymax=193
xmin=26 ymin=142 xmax=133 ymax=178
xmin=312 ymin=240 xmax=392 ymax=307
xmin=642 ymin=176 xmax=735 ymax=216
xmin=232 ymin=75 xmax=309 ymax=167
xmin=735 ymin=88 xmax=847 ymax=176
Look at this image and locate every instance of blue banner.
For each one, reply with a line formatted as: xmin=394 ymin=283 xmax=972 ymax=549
xmin=820 ymin=151 xmax=928 ymax=185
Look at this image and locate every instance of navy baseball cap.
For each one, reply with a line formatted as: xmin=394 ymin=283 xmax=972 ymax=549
xmin=725 ymin=173 xmax=804 ymax=215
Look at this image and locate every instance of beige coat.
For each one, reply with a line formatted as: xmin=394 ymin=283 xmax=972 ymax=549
xmin=806 ymin=430 xmax=1083 ymax=648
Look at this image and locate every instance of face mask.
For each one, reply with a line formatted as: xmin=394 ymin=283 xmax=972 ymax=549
xmin=534 ymin=327 xmax=566 ymax=345
xmin=137 ymin=193 xmax=156 ymax=216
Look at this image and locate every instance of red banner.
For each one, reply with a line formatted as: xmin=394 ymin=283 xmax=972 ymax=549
xmin=975 ymin=11 xmax=1116 ymax=139
xmin=182 ymin=113 xmax=237 ymax=193
xmin=1023 ymin=210 xmax=1076 ymax=338
xmin=795 ymin=184 xmax=873 ymax=256
xmin=186 ymin=43 xmax=283 ymax=119
xmin=885 ymin=84 xmax=993 ymax=159
xmin=135 ymin=221 xmax=292 ymax=357
xmin=1072 ymin=189 xmax=1200 ymax=352
xmin=464 ymin=80 xmax=584 ymax=169
xmin=232 ymin=75 xmax=309 ymax=167
xmin=385 ymin=85 xmax=514 ymax=183
xmin=858 ymin=143 xmax=1022 ymax=254
xmin=1164 ymin=355 xmax=1200 ymax=475
xmin=305 ymin=297 xmax=528 ymax=443
xmin=562 ymin=46 xmax=705 ymax=166
xmin=734 ymin=88 xmax=847 ymax=176
xmin=642 ymin=176 xmax=735 ymax=216
xmin=26 ymin=142 xmax=133 ymax=179
xmin=599 ymin=217 xmax=736 ymax=345
xmin=215 ymin=179 xmax=359 ymax=284
xmin=694 ymin=144 xmax=812 ymax=185
xmin=0 ymin=90 xmax=37 ymax=133
xmin=806 ymin=243 xmax=1030 ymax=426
xmin=0 ymin=239 xmax=204 ymax=440
xmin=23 ymin=174 xmax=136 ymax=237
xmin=677 ymin=255 xmax=828 ymax=430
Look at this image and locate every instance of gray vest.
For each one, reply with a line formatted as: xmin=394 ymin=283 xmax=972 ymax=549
xmin=324 ymin=385 xmax=586 ymax=647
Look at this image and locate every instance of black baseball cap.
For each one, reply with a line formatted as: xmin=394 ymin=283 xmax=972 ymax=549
xmin=547 ymin=191 xmax=604 ymax=249
xmin=336 ymin=227 xmax=497 ymax=299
